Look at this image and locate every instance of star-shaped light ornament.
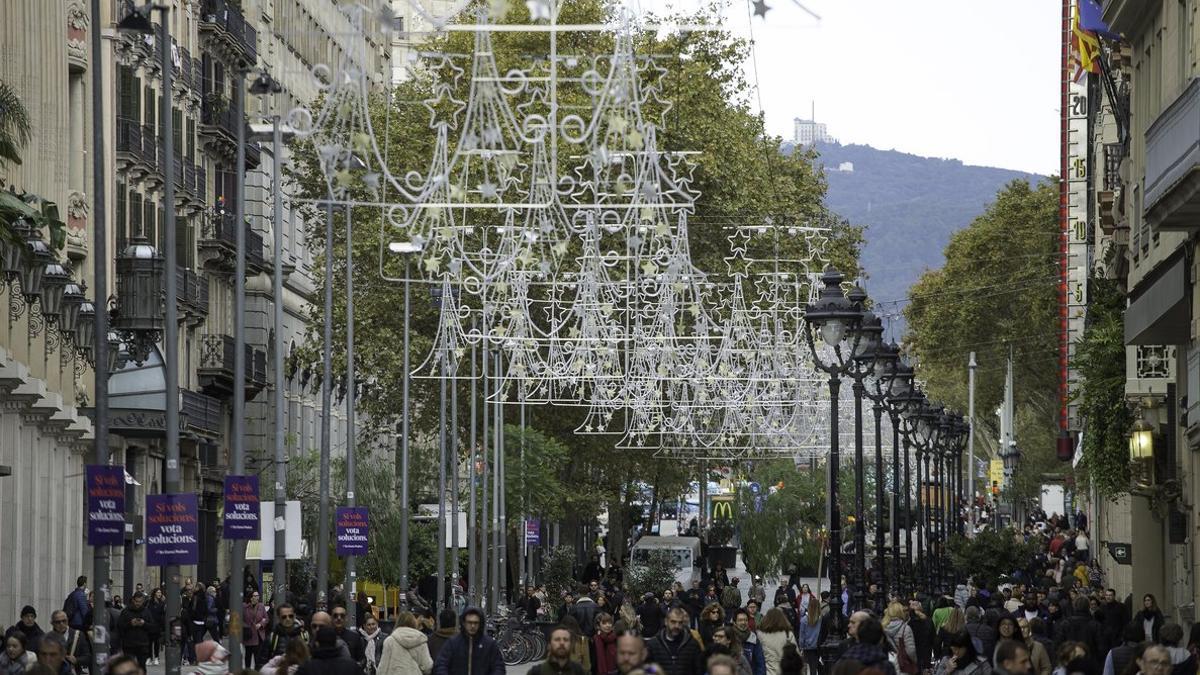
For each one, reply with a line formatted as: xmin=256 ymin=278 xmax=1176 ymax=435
xmin=424 ymin=256 xmax=442 ymax=273
xmin=526 ymin=0 xmax=551 ymax=20
xmin=752 ymin=0 xmax=770 ymax=18
xmin=478 ymin=181 xmax=499 ymax=199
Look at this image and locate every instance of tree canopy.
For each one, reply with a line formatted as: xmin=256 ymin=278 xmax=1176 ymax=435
xmin=903 ymin=179 xmax=1061 ymax=502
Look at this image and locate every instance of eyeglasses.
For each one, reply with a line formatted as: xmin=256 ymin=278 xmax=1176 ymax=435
xmin=51 ymin=619 xmax=67 ymax=625
xmin=279 ymin=613 xmax=295 ymax=619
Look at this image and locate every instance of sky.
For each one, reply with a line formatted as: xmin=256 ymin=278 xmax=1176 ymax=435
xmin=631 ymin=0 xmax=1063 ymax=175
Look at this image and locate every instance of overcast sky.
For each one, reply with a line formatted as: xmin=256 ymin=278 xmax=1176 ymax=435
xmin=634 ymin=0 xmax=1062 ymax=175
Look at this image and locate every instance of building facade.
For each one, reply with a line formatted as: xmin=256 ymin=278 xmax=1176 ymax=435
xmin=1089 ymin=0 xmax=1200 ymax=624
xmin=793 ymin=118 xmax=834 ymax=145
xmin=0 ymin=0 xmax=388 ymax=619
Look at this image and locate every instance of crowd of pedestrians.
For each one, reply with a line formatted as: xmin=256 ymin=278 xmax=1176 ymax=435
xmin=6 ymin=510 xmax=1198 ymax=675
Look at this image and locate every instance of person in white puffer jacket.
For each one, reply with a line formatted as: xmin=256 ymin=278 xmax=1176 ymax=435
xmin=756 ymin=609 xmax=797 ymax=675
xmin=378 ymin=612 xmax=433 ymax=675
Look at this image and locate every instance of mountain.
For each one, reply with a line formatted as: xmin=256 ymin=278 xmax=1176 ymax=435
xmin=787 ymin=141 xmax=1044 ymax=335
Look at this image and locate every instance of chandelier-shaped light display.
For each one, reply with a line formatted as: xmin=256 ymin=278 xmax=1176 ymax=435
xmin=282 ymin=2 xmax=898 ymax=459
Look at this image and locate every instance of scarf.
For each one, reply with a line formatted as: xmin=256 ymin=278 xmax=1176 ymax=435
xmin=730 ymin=625 xmax=751 ymax=647
xmin=360 ymin=628 xmax=382 ymax=669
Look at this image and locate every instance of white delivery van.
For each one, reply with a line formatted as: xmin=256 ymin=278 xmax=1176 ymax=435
xmin=630 ymin=535 xmax=703 ymax=588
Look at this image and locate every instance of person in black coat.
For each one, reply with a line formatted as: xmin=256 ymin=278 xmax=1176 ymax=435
xmin=432 ymin=607 xmax=503 ymax=675
xmin=1054 ymin=596 xmax=1101 ymax=659
xmin=298 ymin=627 xmax=365 ymax=675
xmin=637 ymin=595 xmax=665 ymax=639
xmin=1135 ymin=595 xmax=1165 ymax=643
xmin=332 ymin=607 xmax=367 ymax=663
xmin=117 ymin=593 xmax=157 ymax=670
xmin=645 ymin=609 xmax=703 ymax=675
xmin=6 ymin=606 xmax=44 ymax=656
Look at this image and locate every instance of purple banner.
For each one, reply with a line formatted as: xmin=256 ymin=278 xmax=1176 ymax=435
xmin=525 ymin=518 xmax=540 ymax=545
xmin=223 ymin=475 xmax=260 ymax=540
xmin=335 ymin=507 xmax=369 ymax=556
xmin=86 ymin=465 xmax=125 ymax=546
xmin=146 ymin=493 xmax=199 ymax=567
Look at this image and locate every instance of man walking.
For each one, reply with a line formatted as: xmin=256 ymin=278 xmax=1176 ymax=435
xmin=46 ymin=611 xmax=89 ymax=675
xmin=994 ymin=641 xmax=1032 ymax=675
xmin=117 ymin=592 xmax=156 ymax=670
xmin=267 ymin=604 xmax=310 ymax=658
xmin=432 ymin=608 xmax=504 ymax=675
xmin=646 ymin=609 xmax=704 ymax=675
xmin=616 ymin=635 xmax=647 ymax=675
xmin=62 ymin=578 xmax=89 ymax=632
xmin=530 ymin=627 xmax=585 ymax=675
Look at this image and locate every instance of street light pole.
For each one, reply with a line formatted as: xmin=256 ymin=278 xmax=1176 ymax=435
xmin=317 ymin=199 xmax=333 ymax=609
xmin=159 ymin=11 xmax=181 ymax=675
xmin=802 ymin=267 xmax=862 ymax=653
xmin=967 ymin=352 xmax=977 ymax=538
xmin=343 ymin=204 xmax=357 ymax=628
xmin=228 ymin=64 xmax=247 ymax=668
xmin=400 ymin=255 xmax=411 ymax=601
xmin=89 ymin=0 xmax=111 ymax=669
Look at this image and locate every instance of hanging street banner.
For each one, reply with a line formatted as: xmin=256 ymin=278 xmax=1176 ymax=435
xmin=525 ymin=518 xmax=540 ymax=545
xmin=223 ymin=475 xmax=260 ymax=540
xmin=335 ymin=507 xmax=369 ymax=556
xmin=146 ymin=493 xmax=199 ymax=566
xmin=86 ymin=465 xmax=126 ymax=546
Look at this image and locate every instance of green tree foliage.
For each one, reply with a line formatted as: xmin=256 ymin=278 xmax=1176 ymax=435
xmin=0 ymin=80 xmax=31 ymax=168
xmin=904 ymin=179 xmax=1061 ymax=503
xmin=946 ymin=527 xmax=1037 ymax=589
xmin=541 ymin=546 xmax=578 ymax=614
xmin=625 ymin=549 xmax=679 ymax=600
xmin=1072 ymin=277 xmax=1133 ymax=496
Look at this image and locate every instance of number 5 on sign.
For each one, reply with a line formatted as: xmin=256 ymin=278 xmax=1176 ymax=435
xmin=1073 ymin=157 xmax=1087 ymax=179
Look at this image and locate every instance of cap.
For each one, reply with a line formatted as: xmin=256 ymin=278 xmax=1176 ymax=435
xmin=20 ymin=606 xmax=35 ymax=618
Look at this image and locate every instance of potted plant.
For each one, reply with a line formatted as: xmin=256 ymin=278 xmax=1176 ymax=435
xmin=706 ymin=519 xmax=738 ymax=569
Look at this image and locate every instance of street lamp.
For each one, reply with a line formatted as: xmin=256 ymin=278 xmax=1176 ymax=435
xmin=862 ymin=340 xmax=900 ymax=594
xmin=387 ymin=239 xmax=423 ymax=605
xmin=888 ymin=377 xmax=922 ymax=594
xmin=802 ymin=266 xmax=863 ymax=652
xmin=248 ymin=75 xmax=295 ymax=635
xmin=60 ymin=276 xmax=86 ymax=340
xmin=1129 ymin=418 xmax=1155 ymax=486
xmin=847 ymin=297 xmax=882 ymax=610
xmin=116 ymin=6 xmax=183 ymax=674
xmin=74 ymin=299 xmax=96 ymax=364
xmin=112 ymin=236 xmax=164 ymax=365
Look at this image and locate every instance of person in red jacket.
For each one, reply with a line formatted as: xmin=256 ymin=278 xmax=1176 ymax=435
xmin=594 ymin=614 xmax=618 ymax=675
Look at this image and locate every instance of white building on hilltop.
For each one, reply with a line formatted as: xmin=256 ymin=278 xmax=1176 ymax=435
xmin=794 ymin=118 xmax=835 ymax=145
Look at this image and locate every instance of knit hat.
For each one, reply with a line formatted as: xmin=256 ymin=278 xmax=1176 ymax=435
xmin=195 ymin=641 xmax=226 ymax=664
xmin=315 ymin=626 xmax=338 ymax=648
xmin=20 ymin=606 xmax=35 ymax=618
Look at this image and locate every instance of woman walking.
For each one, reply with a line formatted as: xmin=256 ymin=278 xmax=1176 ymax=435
xmin=243 ymin=591 xmax=269 ymax=670
xmin=757 ymin=609 xmax=797 ymax=675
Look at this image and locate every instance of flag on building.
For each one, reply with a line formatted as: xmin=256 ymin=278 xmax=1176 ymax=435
xmin=1071 ymin=2 xmax=1102 ymax=82
xmin=1078 ymin=0 xmax=1120 ymax=41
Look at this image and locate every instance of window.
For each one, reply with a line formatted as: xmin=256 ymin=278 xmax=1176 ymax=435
xmin=130 ymin=191 xmax=143 ymax=239
xmin=116 ymin=179 xmax=128 ymax=248
xmin=118 ymin=66 xmax=140 ymax=119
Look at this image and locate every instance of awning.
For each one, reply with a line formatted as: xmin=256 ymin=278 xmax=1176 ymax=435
xmin=1125 ymin=251 xmax=1191 ymax=345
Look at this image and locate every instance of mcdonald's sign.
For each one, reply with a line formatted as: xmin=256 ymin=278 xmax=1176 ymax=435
xmin=711 ymin=497 xmax=735 ymax=520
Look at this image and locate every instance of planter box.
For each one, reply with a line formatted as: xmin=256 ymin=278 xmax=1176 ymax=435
xmin=707 ymin=545 xmax=738 ymax=569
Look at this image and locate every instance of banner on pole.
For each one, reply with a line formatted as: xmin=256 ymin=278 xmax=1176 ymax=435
xmin=223 ymin=475 xmax=260 ymax=540
xmin=525 ymin=518 xmax=540 ymax=545
xmin=86 ymin=465 xmax=126 ymax=546
xmin=146 ymin=493 xmax=199 ymax=566
xmin=335 ymin=507 xmax=369 ymax=556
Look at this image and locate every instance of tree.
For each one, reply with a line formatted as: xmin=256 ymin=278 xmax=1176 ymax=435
xmin=946 ymin=527 xmax=1037 ymax=589
xmin=541 ymin=546 xmax=578 ymax=615
xmin=1072 ymin=276 xmax=1134 ymax=497
xmin=904 ymin=179 xmax=1061 ymax=503
xmin=625 ymin=549 xmax=678 ymax=600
